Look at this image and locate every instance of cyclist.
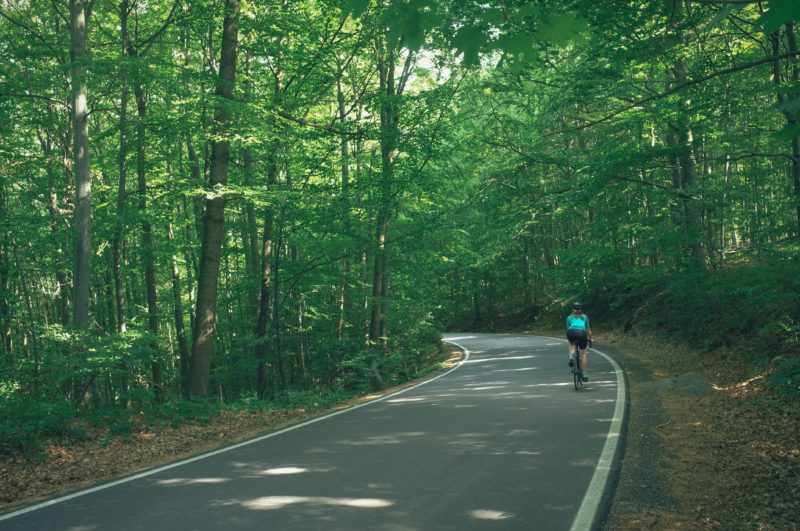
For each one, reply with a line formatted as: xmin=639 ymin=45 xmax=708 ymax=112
xmin=567 ymin=302 xmax=592 ymax=382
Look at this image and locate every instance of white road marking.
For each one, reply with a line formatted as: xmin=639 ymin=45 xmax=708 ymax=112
xmin=561 ymin=340 xmax=626 ymax=531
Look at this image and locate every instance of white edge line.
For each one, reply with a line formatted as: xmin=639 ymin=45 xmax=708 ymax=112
xmin=0 ymin=344 xmax=471 ymax=522
xmin=548 ymin=337 xmax=625 ymax=531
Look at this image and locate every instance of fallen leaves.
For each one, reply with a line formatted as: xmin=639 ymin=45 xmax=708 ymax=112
xmin=603 ymin=329 xmax=800 ymax=530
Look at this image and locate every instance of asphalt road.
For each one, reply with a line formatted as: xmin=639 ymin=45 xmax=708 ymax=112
xmin=0 ymin=333 xmax=625 ymax=531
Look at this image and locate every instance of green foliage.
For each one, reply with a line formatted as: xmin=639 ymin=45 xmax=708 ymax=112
xmin=84 ymin=399 xmax=221 ymax=445
xmin=253 ymin=389 xmax=355 ymax=411
xmin=341 ymin=349 xmax=382 ymax=393
xmin=578 ymin=257 xmax=800 ymax=354
xmin=1 ymin=0 xmax=799 ymax=443
xmin=769 ymin=359 xmax=800 ymax=396
xmin=758 ymin=0 xmax=800 ymax=35
xmin=0 ymin=398 xmax=82 ymax=456
xmin=168 ymin=399 xmax=221 ymax=426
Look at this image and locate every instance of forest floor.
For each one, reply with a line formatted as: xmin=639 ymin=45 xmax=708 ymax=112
xmin=592 ymin=329 xmax=800 ymax=530
xmin=1 ymin=333 xmax=799 ymax=530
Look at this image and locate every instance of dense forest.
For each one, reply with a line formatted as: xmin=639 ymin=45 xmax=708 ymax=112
xmin=1 ymin=0 xmax=799 ymax=452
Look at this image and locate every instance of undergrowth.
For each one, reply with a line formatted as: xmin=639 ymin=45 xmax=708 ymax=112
xmin=0 ymin=342 xmax=446 ymax=459
xmin=527 ymin=252 xmax=800 ymax=395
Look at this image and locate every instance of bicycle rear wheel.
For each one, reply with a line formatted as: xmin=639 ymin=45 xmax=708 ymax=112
xmin=573 ymin=362 xmax=581 ymax=390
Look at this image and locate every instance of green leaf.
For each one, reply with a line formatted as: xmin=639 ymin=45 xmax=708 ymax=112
xmin=344 ymin=0 xmax=370 ymax=19
xmin=775 ymin=83 xmax=800 ymax=94
xmin=509 ymin=56 xmax=524 ymax=75
xmin=452 ymin=26 xmax=484 ymax=66
xmin=709 ymin=4 xmax=745 ymax=28
xmin=776 ymin=96 xmax=800 ymax=115
xmin=759 ymin=0 xmax=800 ymax=35
xmin=402 ymin=11 xmax=426 ymax=51
xmin=516 ymin=5 xmax=541 ymax=19
xmin=481 ymin=9 xmax=506 ymax=27
xmin=536 ymin=13 xmax=589 ymax=47
xmin=772 ymin=122 xmax=800 ymax=141
xmin=494 ymin=34 xmax=532 ymax=56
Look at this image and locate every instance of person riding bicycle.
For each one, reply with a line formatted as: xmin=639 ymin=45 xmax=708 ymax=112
xmin=567 ymin=302 xmax=592 ymax=382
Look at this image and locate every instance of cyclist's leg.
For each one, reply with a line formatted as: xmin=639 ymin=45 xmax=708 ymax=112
xmin=566 ymin=331 xmax=576 ymax=366
xmin=577 ymin=333 xmax=589 ymax=381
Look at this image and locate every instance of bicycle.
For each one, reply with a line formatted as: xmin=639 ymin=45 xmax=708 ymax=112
xmin=571 ymin=339 xmax=591 ymax=391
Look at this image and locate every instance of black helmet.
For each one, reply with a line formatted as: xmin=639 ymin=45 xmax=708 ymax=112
xmin=571 ymin=302 xmax=582 ymax=311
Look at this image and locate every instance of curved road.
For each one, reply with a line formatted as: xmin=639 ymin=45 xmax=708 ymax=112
xmin=0 ymin=334 xmax=625 ymax=530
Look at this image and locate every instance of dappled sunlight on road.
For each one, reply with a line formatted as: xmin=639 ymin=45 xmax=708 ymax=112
xmin=259 ymin=467 xmax=309 ymax=475
xmin=156 ymin=477 xmax=230 ymax=486
xmin=570 ymin=457 xmax=599 ymax=468
xmin=442 ymin=429 xmax=544 ymax=457
xmin=465 ymin=379 xmax=512 ymax=386
xmin=228 ymin=461 xmax=338 ymax=478
xmin=335 ymin=432 xmax=427 ymax=446
xmin=586 ymin=398 xmax=616 ymax=404
xmin=385 ymin=397 xmax=427 ymax=403
xmin=229 ymin=495 xmax=394 ymax=510
xmin=522 ymin=381 xmax=575 ymax=388
xmin=469 ymin=508 xmax=515 ymax=520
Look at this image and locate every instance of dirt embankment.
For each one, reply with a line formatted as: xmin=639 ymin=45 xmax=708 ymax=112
xmin=595 ymin=330 xmax=799 ymax=530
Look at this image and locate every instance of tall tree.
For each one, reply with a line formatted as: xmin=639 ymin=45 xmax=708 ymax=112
xmin=70 ymin=0 xmax=91 ymax=332
xmin=188 ymin=0 xmax=241 ymax=398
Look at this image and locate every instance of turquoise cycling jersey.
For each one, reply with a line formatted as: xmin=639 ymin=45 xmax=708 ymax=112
xmin=566 ymin=314 xmax=590 ymax=331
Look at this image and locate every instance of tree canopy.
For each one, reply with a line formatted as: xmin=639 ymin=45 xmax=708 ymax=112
xmin=1 ymin=0 xmax=799 ymax=447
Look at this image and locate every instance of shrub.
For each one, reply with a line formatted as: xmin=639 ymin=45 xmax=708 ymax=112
xmin=0 ymin=397 xmax=78 ymax=456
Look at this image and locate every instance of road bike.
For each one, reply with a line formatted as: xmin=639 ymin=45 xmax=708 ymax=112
xmin=571 ymin=339 xmax=591 ymax=391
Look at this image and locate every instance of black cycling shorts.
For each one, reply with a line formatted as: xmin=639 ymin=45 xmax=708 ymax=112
xmin=567 ymin=329 xmax=589 ymax=349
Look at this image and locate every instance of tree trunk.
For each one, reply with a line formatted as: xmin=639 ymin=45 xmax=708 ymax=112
xmin=336 ymin=74 xmax=352 ymax=341
xmin=168 ymin=223 xmax=190 ymax=397
xmin=70 ymin=0 xmax=90 ymax=331
xmin=36 ymin=132 xmax=72 ymax=328
xmin=367 ymin=43 xmax=404 ymax=390
xmin=671 ymin=56 xmax=705 ymax=269
xmin=69 ymin=0 xmax=94 ymax=408
xmin=0 ymin=182 xmax=12 ymax=359
xmin=131 ymin=58 xmax=163 ymax=403
xmin=11 ymin=233 xmax=41 ymax=391
xmin=114 ymin=0 xmax=129 ymax=335
xmin=253 ymin=142 xmax=282 ymax=397
xmin=255 ymin=213 xmax=273 ymax=399
xmin=243 ymin=147 xmax=260 ymax=316
xmin=776 ymin=24 xmax=800 ymax=232
xmin=254 ymin=25 xmax=285 ymax=398
xmin=188 ymin=0 xmax=240 ymax=398
xmin=272 ymin=227 xmax=287 ymax=392
xmin=368 ymin=45 xmax=398 ymax=353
